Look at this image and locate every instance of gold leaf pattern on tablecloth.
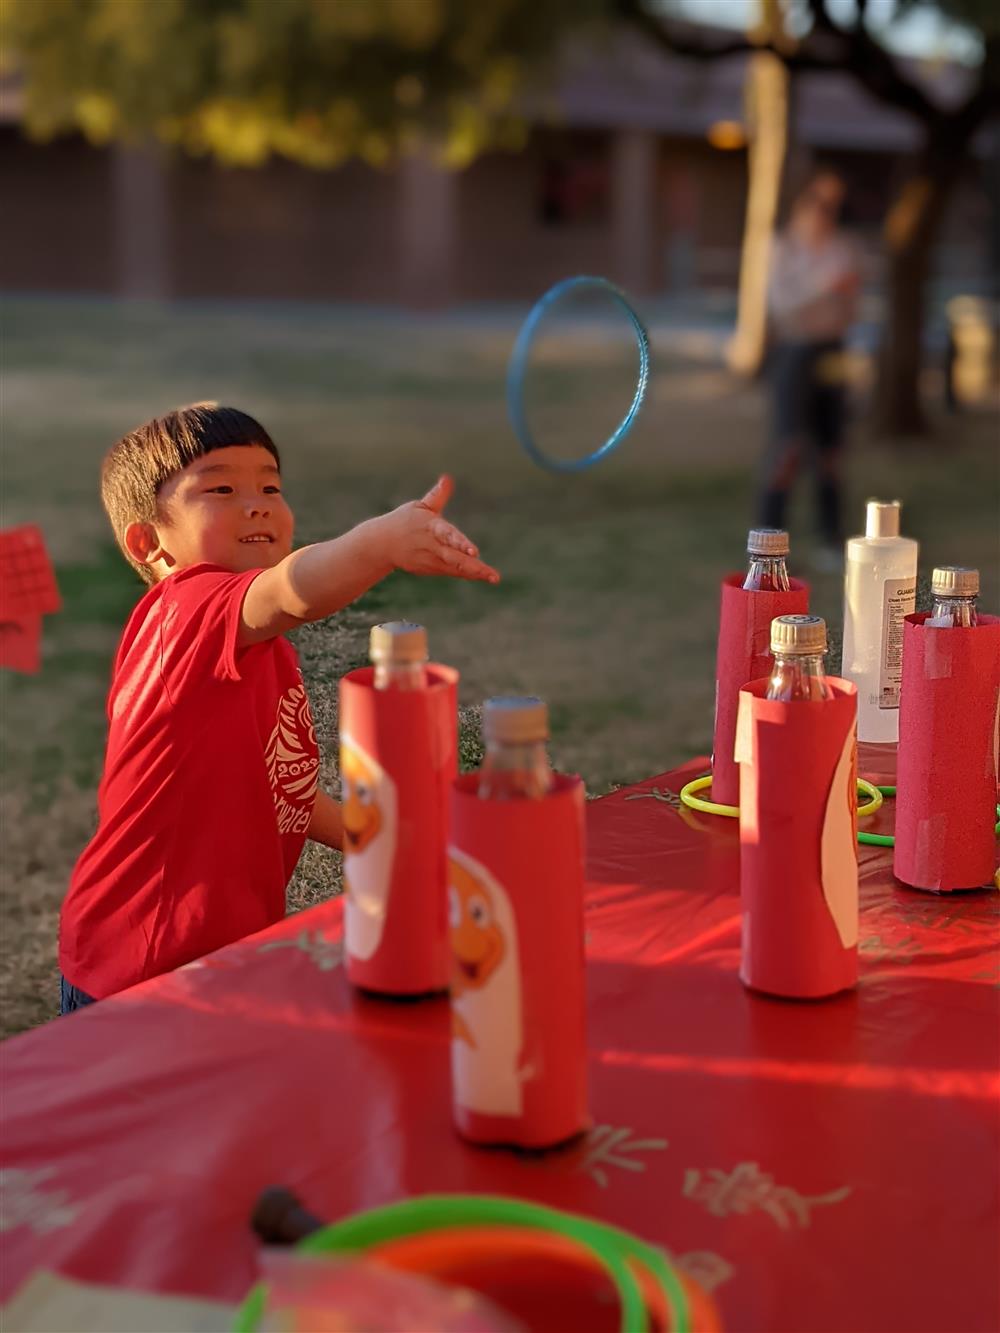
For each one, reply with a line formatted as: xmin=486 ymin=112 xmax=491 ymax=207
xmin=0 ymin=1166 xmax=80 ymax=1234
xmin=574 ymin=1124 xmax=668 ymax=1188
xmin=258 ymin=929 xmax=343 ymax=972
xmin=682 ymin=1161 xmax=850 ymax=1229
xmin=623 ymin=786 xmax=683 ymax=809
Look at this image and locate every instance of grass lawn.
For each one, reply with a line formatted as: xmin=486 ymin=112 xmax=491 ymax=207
xmin=1 ymin=296 xmax=997 ymax=1037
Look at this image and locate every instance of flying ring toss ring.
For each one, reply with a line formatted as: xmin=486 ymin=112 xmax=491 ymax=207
xmin=679 ymin=775 xmax=883 ymax=821
xmin=506 ymin=275 xmax=651 ymax=473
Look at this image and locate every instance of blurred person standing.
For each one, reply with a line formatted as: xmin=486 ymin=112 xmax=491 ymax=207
xmin=761 ymin=169 xmax=860 ymax=569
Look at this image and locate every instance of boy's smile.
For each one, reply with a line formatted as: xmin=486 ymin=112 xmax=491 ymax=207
xmin=135 ymin=444 xmax=294 ymax=579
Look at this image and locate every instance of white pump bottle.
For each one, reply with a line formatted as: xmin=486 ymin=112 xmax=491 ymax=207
xmin=842 ymin=500 xmax=918 ymax=744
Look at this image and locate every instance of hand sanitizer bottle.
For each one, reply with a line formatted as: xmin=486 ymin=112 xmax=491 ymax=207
xmin=842 ymin=500 xmax=918 ymax=744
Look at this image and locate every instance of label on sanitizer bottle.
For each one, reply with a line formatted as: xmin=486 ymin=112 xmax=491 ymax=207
xmin=879 ymin=577 xmax=916 ymax=709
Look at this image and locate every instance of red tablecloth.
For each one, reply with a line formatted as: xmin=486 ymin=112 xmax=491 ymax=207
xmin=2 ymin=756 xmax=998 ymax=1332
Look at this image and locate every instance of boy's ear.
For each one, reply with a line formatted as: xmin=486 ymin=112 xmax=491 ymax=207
xmin=124 ymin=521 xmax=169 ymax=571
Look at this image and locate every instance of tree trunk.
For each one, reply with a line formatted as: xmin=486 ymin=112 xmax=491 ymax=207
xmin=727 ymin=51 xmax=790 ymax=376
xmin=727 ymin=0 xmax=790 ymax=377
xmin=874 ymin=130 xmax=968 ymax=436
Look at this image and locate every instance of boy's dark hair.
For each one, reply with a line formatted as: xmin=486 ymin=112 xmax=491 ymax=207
xmin=101 ymin=403 xmax=280 ymax=585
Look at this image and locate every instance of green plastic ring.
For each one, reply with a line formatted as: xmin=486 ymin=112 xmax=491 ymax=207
xmin=233 ymin=1194 xmax=691 ymax=1333
xmin=857 ymin=789 xmax=1000 ymax=848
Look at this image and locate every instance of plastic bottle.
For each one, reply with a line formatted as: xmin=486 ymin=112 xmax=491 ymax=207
xmin=370 ymin=621 xmax=428 ymax=690
xmin=742 ymin=528 xmax=791 ymax=592
xmin=476 ymin=697 xmax=554 ymax=800
xmin=842 ymin=500 xmax=918 ymax=743
xmin=927 ymin=566 xmax=979 ymax=628
xmin=765 ymin=615 xmax=836 ymax=702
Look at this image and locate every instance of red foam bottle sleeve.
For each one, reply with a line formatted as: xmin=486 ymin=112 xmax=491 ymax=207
xmin=894 ymin=613 xmax=1000 ymax=892
xmin=448 ymin=773 xmax=588 ymax=1149
xmin=339 ymin=665 xmax=458 ymax=995
xmin=736 ymin=678 xmax=859 ymax=999
xmin=712 ymin=575 xmax=809 ymax=805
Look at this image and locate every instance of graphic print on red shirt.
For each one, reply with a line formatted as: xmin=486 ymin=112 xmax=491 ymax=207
xmin=60 ymin=564 xmax=319 ymax=998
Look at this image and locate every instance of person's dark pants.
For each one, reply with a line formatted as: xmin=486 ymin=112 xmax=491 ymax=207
xmin=759 ymin=339 xmax=846 ymax=547
xmin=60 ymin=975 xmax=97 ymax=1015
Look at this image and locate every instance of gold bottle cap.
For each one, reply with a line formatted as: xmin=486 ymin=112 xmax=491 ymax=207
xmin=369 ymin=621 xmax=428 ymax=664
xmin=747 ymin=528 xmax=789 ymax=557
xmin=482 ymin=696 xmax=549 ymax=744
xmin=931 ymin=566 xmax=978 ymax=598
xmin=771 ymin=614 xmax=827 ymax=656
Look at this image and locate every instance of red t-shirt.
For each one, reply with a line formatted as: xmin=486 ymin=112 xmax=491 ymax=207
xmin=60 ymin=564 xmax=319 ymax=998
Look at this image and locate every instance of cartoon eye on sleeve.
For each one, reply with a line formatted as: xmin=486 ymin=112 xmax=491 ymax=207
xmin=341 ymin=749 xmax=382 ymax=854
xmin=449 ymin=869 xmax=506 ymax=996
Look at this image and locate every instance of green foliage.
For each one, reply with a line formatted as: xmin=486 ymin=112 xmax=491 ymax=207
xmin=1 ymin=0 xmax=607 ymax=168
xmin=3 ymin=0 xmax=993 ymax=169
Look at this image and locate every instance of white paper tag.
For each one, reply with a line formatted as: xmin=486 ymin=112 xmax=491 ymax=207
xmin=878 ymin=577 xmax=915 ymax=709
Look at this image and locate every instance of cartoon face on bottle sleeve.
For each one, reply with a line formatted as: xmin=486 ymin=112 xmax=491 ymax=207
xmin=447 ymin=848 xmax=523 ymax=1116
xmin=449 ymin=860 xmax=507 ymax=994
xmin=341 ymin=745 xmax=383 ymax=854
xmin=340 ymin=734 xmax=397 ymax=963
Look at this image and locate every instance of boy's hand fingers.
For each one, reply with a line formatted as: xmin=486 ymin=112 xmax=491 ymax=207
xmin=437 ymin=547 xmax=500 ymax=583
xmin=420 ymin=475 xmax=454 ymax=515
xmin=432 ymin=517 xmax=478 ymax=557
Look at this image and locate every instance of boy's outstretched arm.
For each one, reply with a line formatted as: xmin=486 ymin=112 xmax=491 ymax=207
xmin=307 ymin=790 xmax=344 ymax=851
xmin=239 ymin=476 xmax=499 ymax=646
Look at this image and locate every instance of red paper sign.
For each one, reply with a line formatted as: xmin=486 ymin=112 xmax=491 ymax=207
xmin=449 ymin=773 xmax=588 ymax=1149
xmin=339 ymin=665 xmax=458 ymax=996
xmin=895 ymin=613 xmax=1000 ymax=892
xmin=736 ymin=677 xmax=859 ymax=999
xmin=0 ymin=615 xmax=42 ymax=674
xmin=711 ymin=575 xmax=809 ymax=806
xmin=0 ymin=525 xmax=61 ymax=620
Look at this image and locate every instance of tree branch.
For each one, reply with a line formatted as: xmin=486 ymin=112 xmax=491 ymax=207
xmin=613 ymin=0 xmax=943 ymax=125
xmin=611 ymin=2 xmax=831 ymax=71
xmin=805 ymin=0 xmax=838 ymax=35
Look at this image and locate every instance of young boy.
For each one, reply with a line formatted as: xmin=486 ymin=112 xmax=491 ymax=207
xmin=58 ymin=403 xmax=499 ymax=1013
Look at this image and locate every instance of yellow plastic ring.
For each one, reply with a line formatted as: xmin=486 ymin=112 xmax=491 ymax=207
xmin=679 ymin=776 xmax=739 ymax=818
xmin=680 ymin=775 xmax=884 ymax=820
xmin=855 ymin=778 xmax=882 ymax=818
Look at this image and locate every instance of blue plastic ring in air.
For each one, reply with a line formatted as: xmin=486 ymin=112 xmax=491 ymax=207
xmin=506 ymin=275 xmax=651 ymax=474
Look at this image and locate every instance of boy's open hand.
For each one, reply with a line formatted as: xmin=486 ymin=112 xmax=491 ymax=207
xmin=379 ymin=477 xmax=500 ymax=584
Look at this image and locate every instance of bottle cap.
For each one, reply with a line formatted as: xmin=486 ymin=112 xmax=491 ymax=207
xmin=369 ymin=621 xmax=428 ymax=664
xmin=482 ymin=696 xmax=549 ymax=744
xmin=747 ymin=528 xmax=789 ymax=557
xmin=865 ymin=500 xmax=901 ymax=539
xmin=771 ymin=614 xmax=827 ymax=655
xmin=931 ymin=566 xmax=979 ymax=598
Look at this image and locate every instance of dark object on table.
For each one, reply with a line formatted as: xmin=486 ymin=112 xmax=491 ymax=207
xmin=252 ymin=1187 xmax=324 ymax=1245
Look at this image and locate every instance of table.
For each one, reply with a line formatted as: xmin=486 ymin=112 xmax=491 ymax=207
xmin=2 ymin=756 xmax=998 ymax=1332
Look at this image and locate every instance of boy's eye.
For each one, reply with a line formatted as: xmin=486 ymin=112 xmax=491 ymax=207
xmin=263 ymin=486 xmax=282 ymax=494
xmin=207 ymin=486 xmax=233 ymax=494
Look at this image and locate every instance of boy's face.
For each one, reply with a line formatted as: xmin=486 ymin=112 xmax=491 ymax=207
xmin=137 ymin=444 xmax=294 ymax=579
